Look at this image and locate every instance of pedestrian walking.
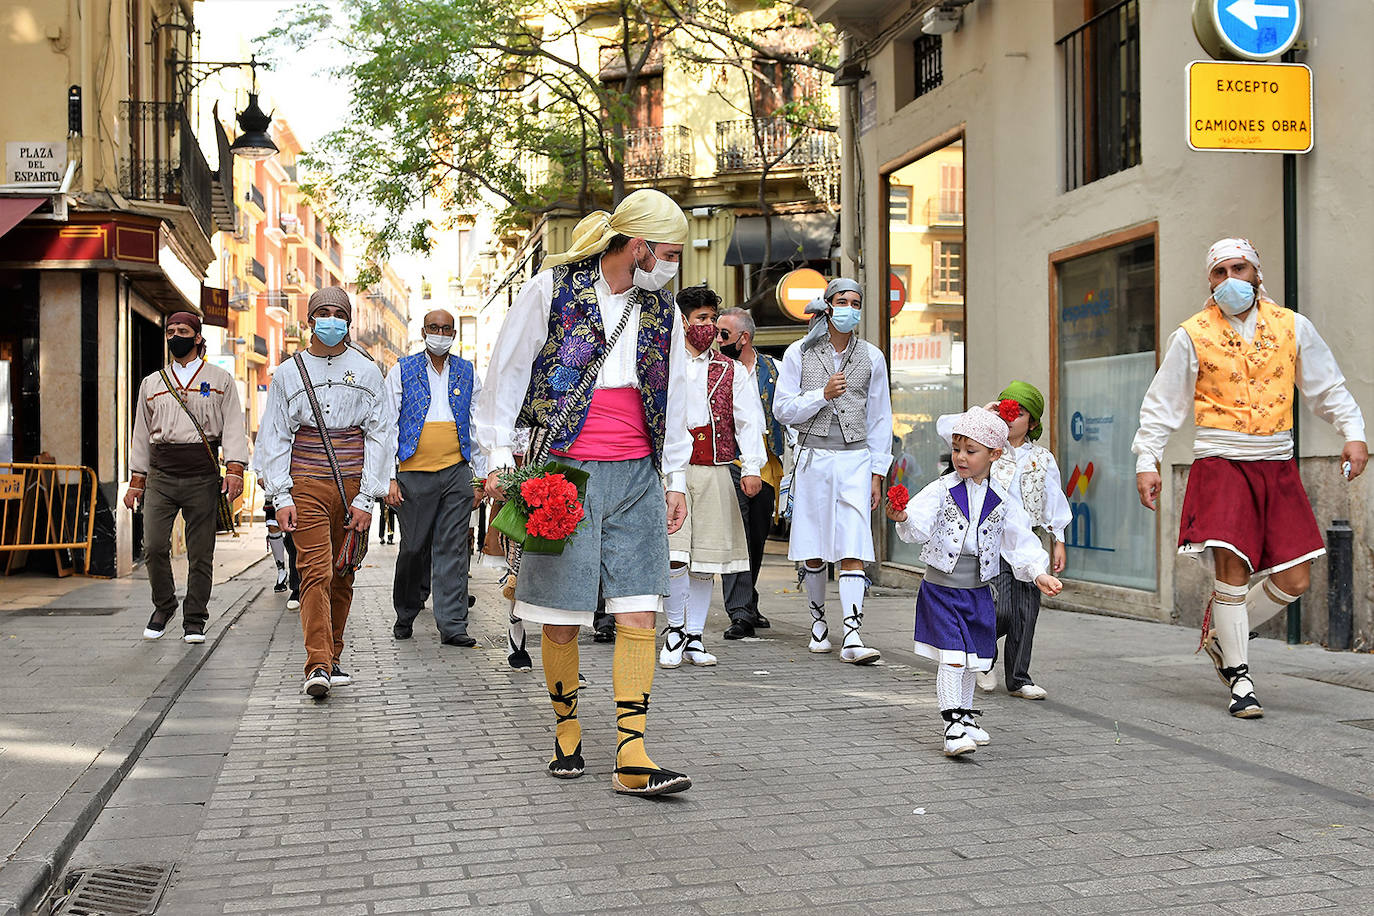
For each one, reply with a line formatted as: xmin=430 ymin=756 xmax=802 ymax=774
xmin=255 ymin=287 xmax=393 ymax=698
xmin=1133 ymin=238 xmax=1367 ymax=719
xmin=773 ymin=279 xmax=893 ymax=664
xmin=979 ymin=382 xmax=1070 ymax=700
xmin=660 ymin=286 xmax=765 ymax=669
xmin=124 ymin=311 xmax=248 ymax=644
xmin=888 ymin=408 xmax=1062 ymax=757
xmin=384 ymin=308 xmax=484 ymax=647
xmin=474 ymin=188 xmax=694 ymax=797
xmin=715 ymin=306 xmax=785 ymax=640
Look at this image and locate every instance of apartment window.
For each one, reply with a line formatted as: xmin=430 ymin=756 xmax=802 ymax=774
xmin=1057 ymin=0 xmax=1141 ymax=190
xmin=932 ymin=241 xmax=963 ymax=298
xmin=914 ymin=34 xmax=942 ymax=100
xmin=938 ymin=164 xmax=963 ymax=220
xmin=889 ymin=185 xmax=913 ymax=223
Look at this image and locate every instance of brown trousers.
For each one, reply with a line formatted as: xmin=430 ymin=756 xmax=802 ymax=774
xmin=292 ymin=475 xmax=362 ymax=674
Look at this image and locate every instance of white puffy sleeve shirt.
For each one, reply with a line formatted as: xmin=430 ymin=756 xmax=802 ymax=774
xmin=255 ymin=347 xmax=394 ymax=513
xmin=894 ymin=477 xmax=1048 ymax=583
xmin=472 ymin=267 xmax=692 ymax=493
xmin=1132 ymin=309 xmax=1366 ymax=473
xmin=773 ymin=338 xmax=894 ymax=477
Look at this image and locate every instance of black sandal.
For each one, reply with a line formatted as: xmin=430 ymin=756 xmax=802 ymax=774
xmin=547 ymin=680 xmax=585 ymax=778
xmin=1220 ymin=664 xmax=1264 ymax=719
xmin=612 ymin=694 xmax=692 ymax=797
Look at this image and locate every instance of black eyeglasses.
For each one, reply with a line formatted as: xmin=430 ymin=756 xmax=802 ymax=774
xmin=423 ymin=324 xmax=456 ymax=336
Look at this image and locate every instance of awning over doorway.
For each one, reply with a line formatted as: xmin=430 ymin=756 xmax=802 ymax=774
xmin=724 ymin=212 xmax=836 ymax=266
xmin=0 ymin=198 xmax=43 ymax=241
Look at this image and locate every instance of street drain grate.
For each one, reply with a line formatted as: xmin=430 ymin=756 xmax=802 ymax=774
xmin=54 ymin=862 xmax=175 ymax=915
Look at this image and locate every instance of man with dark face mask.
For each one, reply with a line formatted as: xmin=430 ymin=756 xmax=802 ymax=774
xmin=474 ymin=189 xmax=695 ymax=797
xmin=125 ymin=311 xmax=248 ymax=644
xmin=1134 ymin=238 xmax=1367 ymax=720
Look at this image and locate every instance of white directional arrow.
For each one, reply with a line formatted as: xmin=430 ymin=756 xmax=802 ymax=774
xmin=1225 ymin=0 xmax=1291 ymax=31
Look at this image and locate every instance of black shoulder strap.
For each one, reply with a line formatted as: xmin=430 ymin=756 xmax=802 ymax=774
xmin=159 ymin=368 xmax=220 ymax=469
xmin=292 ymin=353 xmax=352 ymax=510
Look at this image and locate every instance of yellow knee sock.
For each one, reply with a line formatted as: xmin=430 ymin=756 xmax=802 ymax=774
xmin=542 ymin=631 xmax=581 ymax=760
xmin=612 ymin=623 xmax=659 ymax=789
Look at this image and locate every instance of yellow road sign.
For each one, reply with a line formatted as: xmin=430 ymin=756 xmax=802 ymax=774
xmin=1188 ymin=60 xmax=1312 ymax=153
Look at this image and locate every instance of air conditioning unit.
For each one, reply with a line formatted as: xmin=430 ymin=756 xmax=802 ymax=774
xmin=922 ymin=6 xmax=963 ymax=34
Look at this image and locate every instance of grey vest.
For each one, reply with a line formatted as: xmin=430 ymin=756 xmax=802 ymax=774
xmin=796 ymin=335 xmax=872 ymax=446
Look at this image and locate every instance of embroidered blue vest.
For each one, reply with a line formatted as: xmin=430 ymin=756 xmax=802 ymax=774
xmin=516 ymin=255 xmax=674 ymax=465
xmin=396 ymin=351 xmax=474 ymax=464
xmin=754 ymin=353 xmax=786 ymax=460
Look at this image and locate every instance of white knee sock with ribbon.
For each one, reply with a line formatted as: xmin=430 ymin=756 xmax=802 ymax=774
xmin=685 ymin=572 xmax=713 ymax=635
xmin=666 ymin=565 xmax=689 ymax=630
xmin=936 ymin=664 xmax=963 ymax=711
xmin=1247 ymin=576 xmax=1299 ymax=628
xmin=838 ymin=571 xmax=867 ymax=649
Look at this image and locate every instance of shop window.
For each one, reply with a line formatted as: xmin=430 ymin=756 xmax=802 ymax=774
xmin=884 ymin=139 xmax=966 ymax=568
xmin=1052 ymin=229 xmax=1156 ymax=590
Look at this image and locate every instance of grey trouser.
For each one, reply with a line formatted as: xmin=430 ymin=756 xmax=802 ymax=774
xmin=721 ymin=464 xmax=774 ymax=625
xmin=393 ymin=463 xmax=474 ymax=639
xmin=993 ymin=558 xmax=1040 ymax=690
xmin=143 ymin=469 xmax=220 ymax=627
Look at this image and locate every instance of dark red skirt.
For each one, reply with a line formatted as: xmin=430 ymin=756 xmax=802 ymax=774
xmin=1177 ymin=456 xmax=1325 ymax=575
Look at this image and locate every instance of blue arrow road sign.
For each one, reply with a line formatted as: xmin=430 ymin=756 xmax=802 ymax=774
xmin=1213 ymin=0 xmax=1301 ymax=59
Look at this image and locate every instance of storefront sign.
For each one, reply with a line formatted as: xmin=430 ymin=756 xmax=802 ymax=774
xmin=5 ymin=142 xmax=66 ymax=184
xmin=201 ymin=285 xmax=229 ymax=328
xmin=890 ymin=333 xmax=952 ymax=372
xmin=1187 ymin=60 xmax=1312 ymax=153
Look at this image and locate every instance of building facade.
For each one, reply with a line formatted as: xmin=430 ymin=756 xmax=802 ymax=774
xmin=802 ymin=0 xmax=1374 ymax=646
xmin=0 ymin=0 xmax=234 ymax=575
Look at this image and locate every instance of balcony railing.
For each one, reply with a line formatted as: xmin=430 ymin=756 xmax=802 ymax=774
xmin=715 ymin=117 xmax=837 ymax=173
xmin=250 ymin=259 xmax=267 ymax=283
xmin=329 ymin=248 xmax=342 ymax=268
xmin=1058 ymin=0 xmax=1141 ymax=190
xmin=279 ymin=215 xmax=301 ymax=239
xmin=247 ymin=184 xmax=265 ymax=213
xmin=924 ymin=196 xmax=964 ymax=226
xmin=253 ymin=334 xmax=268 ymax=356
xmin=624 ymin=125 xmax=693 ymax=181
xmin=119 ymin=101 xmax=234 ymax=242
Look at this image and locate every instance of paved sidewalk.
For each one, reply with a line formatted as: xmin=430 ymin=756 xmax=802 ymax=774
xmin=0 ymin=533 xmax=272 ymax=915
xmin=48 ymin=545 xmax=1372 ymax=916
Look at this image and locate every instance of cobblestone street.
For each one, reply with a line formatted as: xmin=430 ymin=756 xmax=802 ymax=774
xmin=45 ymin=543 xmax=1374 ymax=915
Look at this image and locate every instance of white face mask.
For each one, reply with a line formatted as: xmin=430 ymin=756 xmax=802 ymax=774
xmin=425 ymin=333 xmax=455 ymax=355
xmin=633 ymin=244 xmax=679 ymax=291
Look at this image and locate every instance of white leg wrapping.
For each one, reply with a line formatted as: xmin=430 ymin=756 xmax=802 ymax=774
xmin=1248 ymin=576 xmax=1298 ymax=628
xmin=685 ymin=572 xmax=713 ymax=635
xmin=936 ymin=664 xmax=964 ymax=711
xmin=838 ymin=572 xmax=866 ymax=648
xmin=802 ymin=564 xmax=830 ymax=650
xmin=960 ymin=667 xmax=977 ymax=710
xmin=1211 ymin=582 xmax=1250 ymax=670
xmin=507 ymin=601 xmax=524 ymax=652
xmin=665 ymin=565 xmax=689 ymax=629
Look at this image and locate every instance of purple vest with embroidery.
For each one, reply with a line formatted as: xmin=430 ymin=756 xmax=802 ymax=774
xmin=516 ymin=255 xmax=674 ymax=465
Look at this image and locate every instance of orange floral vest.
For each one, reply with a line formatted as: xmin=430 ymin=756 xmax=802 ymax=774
xmin=1180 ymin=300 xmax=1297 ymax=435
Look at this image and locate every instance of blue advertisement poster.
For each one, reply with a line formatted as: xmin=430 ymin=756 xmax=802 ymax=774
xmin=1059 ymin=351 xmax=1157 ymax=590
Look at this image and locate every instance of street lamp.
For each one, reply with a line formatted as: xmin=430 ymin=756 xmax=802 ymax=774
xmin=230 ymin=92 xmax=278 ymax=160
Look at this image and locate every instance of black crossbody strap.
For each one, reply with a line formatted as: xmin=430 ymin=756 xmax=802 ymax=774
xmin=159 ymin=368 xmax=221 ymax=470
xmin=292 ymin=354 xmax=352 ymax=510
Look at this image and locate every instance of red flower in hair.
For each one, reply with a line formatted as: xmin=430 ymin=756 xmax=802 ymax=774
xmin=886 ymin=484 xmax=910 ymax=512
xmin=997 ymin=399 xmax=1022 ymax=424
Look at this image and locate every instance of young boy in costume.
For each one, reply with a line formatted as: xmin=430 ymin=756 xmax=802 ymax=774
xmin=888 ymin=408 xmax=1063 ymax=757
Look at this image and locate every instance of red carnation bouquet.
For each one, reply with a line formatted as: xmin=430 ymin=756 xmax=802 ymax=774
xmin=997 ymin=398 xmax=1022 ymax=424
xmin=886 ymin=484 xmax=910 ymax=512
xmin=486 ymin=463 xmax=589 ymax=554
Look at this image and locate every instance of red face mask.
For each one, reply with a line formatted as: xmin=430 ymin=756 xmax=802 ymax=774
xmin=685 ymin=323 xmax=717 ymax=352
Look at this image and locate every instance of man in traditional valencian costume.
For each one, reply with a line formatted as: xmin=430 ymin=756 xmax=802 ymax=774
xmin=660 ymin=286 xmax=766 ymax=669
xmin=774 ymin=278 xmax=894 ymax=665
xmin=475 ymin=190 xmax=694 ymax=797
xmin=1134 ymin=238 xmax=1367 ymax=718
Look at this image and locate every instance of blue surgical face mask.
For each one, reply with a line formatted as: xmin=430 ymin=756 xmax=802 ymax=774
xmin=1211 ymin=277 xmax=1257 ymax=316
xmin=312 ymin=316 xmax=348 ymax=347
xmin=829 ymin=305 xmax=861 ymax=333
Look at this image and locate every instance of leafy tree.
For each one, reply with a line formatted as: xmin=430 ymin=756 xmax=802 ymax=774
xmin=265 ymin=0 xmax=837 ymax=263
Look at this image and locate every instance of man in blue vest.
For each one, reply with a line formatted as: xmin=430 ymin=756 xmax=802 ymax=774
xmin=384 ymin=308 xmax=485 ymax=646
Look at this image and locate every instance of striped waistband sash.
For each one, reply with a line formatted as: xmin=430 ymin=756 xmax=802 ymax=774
xmin=290 ymin=426 xmax=365 ymax=479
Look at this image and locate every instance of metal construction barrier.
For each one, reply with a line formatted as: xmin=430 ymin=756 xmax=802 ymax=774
xmin=0 ymin=462 xmax=98 ymax=575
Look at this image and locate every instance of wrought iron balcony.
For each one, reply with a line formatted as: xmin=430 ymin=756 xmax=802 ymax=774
xmin=624 ymin=126 xmax=693 ymax=181
xmin=715 ymin=117 xmax=837 ymax=173
xmin=246 ymin=184 xmax=266 ymax=214
xmin=250 ymin=258 xmax=267 ymax=283
xmin=119 ymin=100 xmax=235 ymax=242
xmin=252 ymin=334 xmax=268 ymax=356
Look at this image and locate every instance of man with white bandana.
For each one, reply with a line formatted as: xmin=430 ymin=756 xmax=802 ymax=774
xmin=475 ymin=189 xmax=694 ymax=797
xmin=384 ymin=307 xmax=485 ymax=647
xmin=774 ymin=278 xmax=894 ymax=666
xmin=1133 ymin=238 xmax=1367 ymax=719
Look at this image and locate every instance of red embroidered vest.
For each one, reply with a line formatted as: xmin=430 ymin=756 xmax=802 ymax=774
xmin=689 ymin=353 xmax=739 ymax=466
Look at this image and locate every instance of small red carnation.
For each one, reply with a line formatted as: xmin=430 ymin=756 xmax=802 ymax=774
xmin=886 ymin=484 xmax=910 ymax=512
xmin=997 ymin=398 xmax=1022 ymax=424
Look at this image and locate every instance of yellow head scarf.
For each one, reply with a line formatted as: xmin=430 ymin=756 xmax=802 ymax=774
xmin=543 ymin=189 xmax=689 ymax=269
